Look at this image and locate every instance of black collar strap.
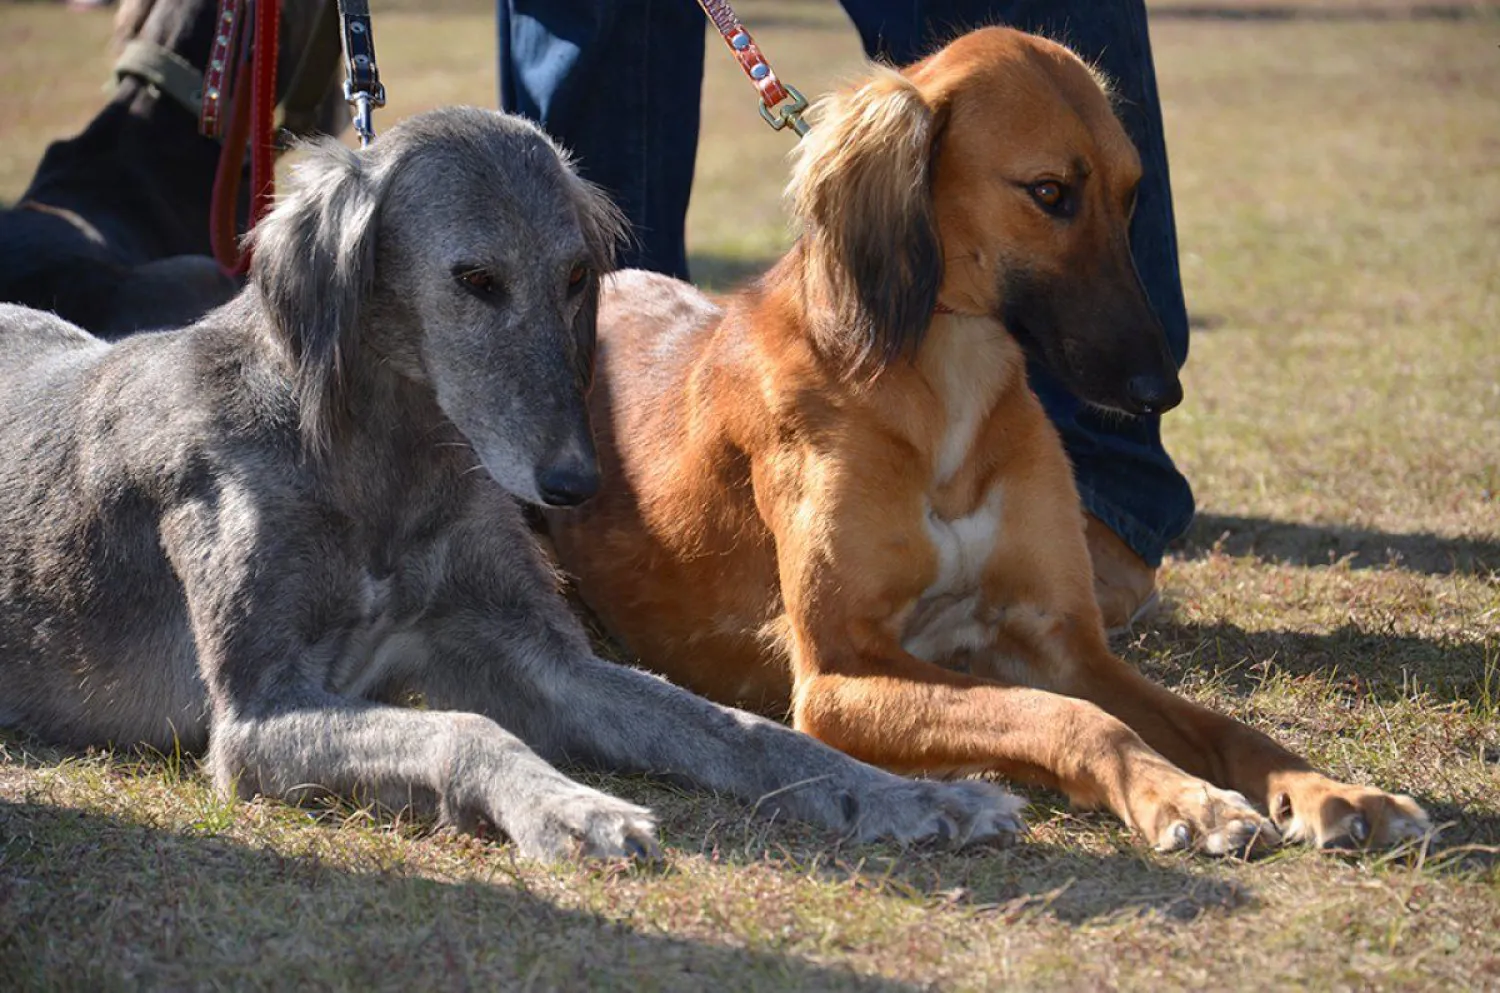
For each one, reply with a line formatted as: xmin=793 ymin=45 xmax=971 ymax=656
xmin=116 ymin=4 xmax=346 ymax=143
xmin=113 ymin=38 xmax=205 ymax=120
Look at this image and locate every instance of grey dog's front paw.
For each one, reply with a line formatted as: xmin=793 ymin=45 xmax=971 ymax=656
xmin=510 ymin=788 xmax=660 ymax=862
xmin=852 ymin=777 xmax=1027 ymax=848
xmin=774 ymin=774 xmax=1025 ymax=848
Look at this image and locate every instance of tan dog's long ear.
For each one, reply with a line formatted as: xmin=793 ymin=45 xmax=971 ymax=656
xmin=790 ymin=68 xmax=944 ymax=368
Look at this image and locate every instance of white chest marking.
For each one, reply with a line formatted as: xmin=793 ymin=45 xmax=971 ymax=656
xmin=902 ymin=485 xmax=1004 ymax=663
xmin=901 ymin=315 xmax=1015 ymax=662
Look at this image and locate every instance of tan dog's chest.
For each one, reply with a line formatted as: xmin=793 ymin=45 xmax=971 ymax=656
xmin=894 ymin=315 xmax=1020 ymax=665
xmin=900 ymin=487 xmax=1004 ymax=662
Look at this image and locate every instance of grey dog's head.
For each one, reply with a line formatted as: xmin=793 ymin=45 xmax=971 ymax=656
xmin=249 ymin=107 xmax=626 ymax=508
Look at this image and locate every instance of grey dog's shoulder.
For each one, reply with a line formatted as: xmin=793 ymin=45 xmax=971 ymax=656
xmin=0 ymin=305 xmax=117 ymax=456
xmin=0 ymin=303 xmax=106 ymax=377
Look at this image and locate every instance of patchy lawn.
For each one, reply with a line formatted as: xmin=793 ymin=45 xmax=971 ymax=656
xmin=1 ymin=1 xmax=1497 ymax=989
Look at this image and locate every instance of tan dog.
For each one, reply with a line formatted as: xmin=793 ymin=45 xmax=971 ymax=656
xmin=546 ymin=28 xmax=1429 ymax=852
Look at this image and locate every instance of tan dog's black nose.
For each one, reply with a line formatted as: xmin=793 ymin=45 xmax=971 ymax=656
xmin=1127 ymin=374 xmax=1183 ymax=415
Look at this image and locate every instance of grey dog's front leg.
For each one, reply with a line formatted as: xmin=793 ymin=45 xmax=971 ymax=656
xmin=170 ymin=498 xmax=656 ymax=861
xmin=210 ymin=701 xmax=658 ymax=860
xmin=418 ymin=560 xmax=1025 ymax=848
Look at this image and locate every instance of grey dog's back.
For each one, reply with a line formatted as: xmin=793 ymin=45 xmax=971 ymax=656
xmin=0 ymin=302 xmax=277 ymax=750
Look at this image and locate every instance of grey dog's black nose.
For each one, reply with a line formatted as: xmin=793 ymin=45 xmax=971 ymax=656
xmin=1126 ymin=374 xmax=1183 ymax=415
xmin=536 ymin=464 xmax=600 ymax=508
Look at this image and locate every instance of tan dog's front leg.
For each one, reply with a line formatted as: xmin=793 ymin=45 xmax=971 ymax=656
xmin=788 ymin=626 xmax=1279 ymax=854
xmin=764 ymin=455 xmax=1276 ymax=854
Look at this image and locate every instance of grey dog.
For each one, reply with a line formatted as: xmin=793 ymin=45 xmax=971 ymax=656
xmin=0 ymin=108 xmax=1023 ymax=859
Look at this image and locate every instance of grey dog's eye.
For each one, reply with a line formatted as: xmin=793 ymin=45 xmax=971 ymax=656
xmin=567 ymin=262 xmax=590 ymax=295
xmin=453 ymin=265 xmax=497 ymax=297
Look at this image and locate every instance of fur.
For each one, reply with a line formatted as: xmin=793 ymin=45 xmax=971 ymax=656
xmin=546 ymin=28 xmax=1430 ymax=854
xmin=0 ymin=107 xmax=1025 ymax=861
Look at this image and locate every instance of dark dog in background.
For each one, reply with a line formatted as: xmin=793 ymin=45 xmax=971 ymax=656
xmin=0 ymin=0 xmax=343 ymax=337
xmin=0 ymin=107 xmax=1023 ymax=860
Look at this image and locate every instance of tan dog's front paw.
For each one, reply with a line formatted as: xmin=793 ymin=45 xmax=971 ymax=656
xmin=1270 ymin=775 xmax=1429 ymax=850
xmin=1146 ymin=780 xmax=1281 ymax=856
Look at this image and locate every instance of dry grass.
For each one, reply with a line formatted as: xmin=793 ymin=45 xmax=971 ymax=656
xmin=1 ymin=1 xmax=1498 ymax=989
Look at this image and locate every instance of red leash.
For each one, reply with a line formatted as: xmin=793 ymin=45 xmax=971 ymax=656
xmin=695 ymin=0 xmax=809 ymax=138
xmin=200 ymin=0 xmax=280 ymax=276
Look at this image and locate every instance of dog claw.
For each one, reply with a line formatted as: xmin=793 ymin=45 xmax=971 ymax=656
xmin=1155 ymin=821 xmax=1193 ymax=853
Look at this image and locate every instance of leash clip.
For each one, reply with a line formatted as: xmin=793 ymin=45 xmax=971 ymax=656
xmin=698 ymin=0 xmax=810 ymax=141
xmin=344 ymin=78 xmax=386 ymax=149
xmin=337 ymin=0 xmax=385 ymax=148
xmin=759 ymin=85 xmax=809 ymax=137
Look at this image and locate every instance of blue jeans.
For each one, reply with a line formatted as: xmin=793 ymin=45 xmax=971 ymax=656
xmin=498 ymin=1 xmax=1195 ymax=565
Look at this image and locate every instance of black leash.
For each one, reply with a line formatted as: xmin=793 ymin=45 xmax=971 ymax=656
xmin=336 ymin=0 xmax=385 ymax=147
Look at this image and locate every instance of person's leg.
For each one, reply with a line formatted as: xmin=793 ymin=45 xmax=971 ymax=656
xmin=497 ymin=0 xmax=704 ymax=279
xmin=836 ymin=1 xmax=926 ymax=62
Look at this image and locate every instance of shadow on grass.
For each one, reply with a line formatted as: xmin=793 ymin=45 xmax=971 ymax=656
xmin=657 ymin=781 xmax=1264 ymax=926
xmin=1413 ymin=799 xmax=1500 ymax=862
xmin=0 ymin=798 xmax=923 ymax=991
xmin=0 ymin=738 xmax=1269 ymax=947
xmin=0 ymin=725 xmax=1274 ymax=939
xmin=1134 ymin=618 xmax=1493 ymax=705
xmin=778 ymin=825 xmax=1258 ymax=925
xmin=1174 ymin=513 xmax=1500 ymax=577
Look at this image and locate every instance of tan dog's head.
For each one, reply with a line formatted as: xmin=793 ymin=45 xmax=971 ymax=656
xmin=790 ymin=27 xmax=1181 ymax=415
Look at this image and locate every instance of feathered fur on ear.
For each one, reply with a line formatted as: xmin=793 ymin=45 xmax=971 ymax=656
xmin=248 ymin=140 xmax=383 ymax=458
xmin=564 ymin=172 xmax=629 ymax=391
xmin=789 ymin=67 xmax=945 ymax=370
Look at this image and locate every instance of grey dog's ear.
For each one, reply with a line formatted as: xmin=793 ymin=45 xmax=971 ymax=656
xmin=789 ymin=67 xmax=946 ymax=371
xmin=249 ymin=140 xmax=382 ymax=457
xmin=566 ymin=174 xmax=629 ymax=390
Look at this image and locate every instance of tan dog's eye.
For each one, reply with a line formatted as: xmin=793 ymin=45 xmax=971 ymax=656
xmin=1029 ymin=181 xmax=1065 ymax=210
